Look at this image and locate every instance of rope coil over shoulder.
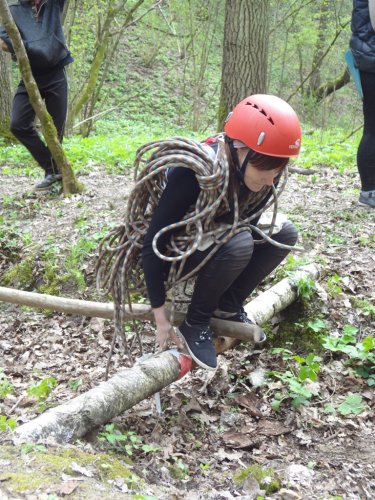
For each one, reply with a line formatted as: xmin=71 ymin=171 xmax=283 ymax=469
xmin=96 ymin=136 xmax=295 ymax=357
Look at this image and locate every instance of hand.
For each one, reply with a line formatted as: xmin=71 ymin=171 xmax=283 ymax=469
xmin=0 ymin=39 xmax=9 ymax=52
xmin=153 ymin=305 xmax=184 ymax=351
xmin=155 ymin=322 xmax=183 ymax=351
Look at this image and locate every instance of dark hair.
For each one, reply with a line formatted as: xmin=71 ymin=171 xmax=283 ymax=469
xmin=246 ymin=148 xmax=289 ymax=171
xmin=224 ymin=142 xmax=289 ymax=202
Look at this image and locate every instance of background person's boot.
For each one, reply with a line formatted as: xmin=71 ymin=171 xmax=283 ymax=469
xmin=359 ymin=190 xmax=375 ymax=208
xmin=34 ymin=173 xmax=63 ymax=191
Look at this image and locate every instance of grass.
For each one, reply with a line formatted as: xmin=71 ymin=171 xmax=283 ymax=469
xmin=0 ymin=117 xmax=359 ymax=177
xmin=0 ymin=119 xmax=205 ymax=177
xmin=294 ymin=128 xmax=359 ymax=172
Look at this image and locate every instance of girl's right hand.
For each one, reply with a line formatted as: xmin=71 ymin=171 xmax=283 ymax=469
xmin=153 ymin=306 xmax=185 ymax=352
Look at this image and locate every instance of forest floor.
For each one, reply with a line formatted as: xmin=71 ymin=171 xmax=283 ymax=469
xmin=0 ymin=163 xmax=374 ymax=500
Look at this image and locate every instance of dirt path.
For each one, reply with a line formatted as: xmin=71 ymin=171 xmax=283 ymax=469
xmin=0 ymin=166 xmax=374 ymax=499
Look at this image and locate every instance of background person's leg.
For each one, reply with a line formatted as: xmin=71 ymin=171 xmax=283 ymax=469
xmin=10 ymin=70 xmax=68 ymax=181
xmin=38 ymin=69 xmax=68 ymax=176
xmin=218 ymin=221 xmax=298 ymax=313
xmin=358 ymin=71 xmax=375 ymax=203
xmin=10 ymin=83 xmax=53 ymax=175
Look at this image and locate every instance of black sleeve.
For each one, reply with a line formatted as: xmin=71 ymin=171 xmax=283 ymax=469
xmin=59 ymin=0 xmax=66 ymax=12
xmin=141 ymin=167 xmax=200 ymax=308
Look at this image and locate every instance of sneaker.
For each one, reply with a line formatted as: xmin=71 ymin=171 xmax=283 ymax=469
xmin=176 ymin=320 xmax=217 ymax=370
xmin=359 ymin=190 xmax=375 ymax=208
xmin=213 ymin=308 xmax=267 ymax=342
xmin=34 ymin=173 xmax=62 ymax=191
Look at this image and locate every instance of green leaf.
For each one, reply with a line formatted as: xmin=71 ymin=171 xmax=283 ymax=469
xmin=338 ymin=394 xmax=365 ymax=416
xmin=323 ymin=404 xmax=335 ymax=414
xmin=342 ymin=325 xmax=358 ymax=336
xmin=288 ymin=379 xmax=312 ymax=398
xmin=307 ymin=318 xmax=326 ymax=333
xmin=271 ymin=398 xmax=282 ymax=411
xmin=362 ymin=336 xmax=375 ymax=352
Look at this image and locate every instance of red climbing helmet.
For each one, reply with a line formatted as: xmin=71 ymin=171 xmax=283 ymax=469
xmin=224 ymin=94 xmax=301 ymax=158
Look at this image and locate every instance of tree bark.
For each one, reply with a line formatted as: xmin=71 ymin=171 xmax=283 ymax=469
xmin=308 ymin=0 xmax=330 ymax=94
xmin=11 ymin=264 xmax=319 ymax=444
xmin=0 ymin=0 xmax=83 ymax=195
xmin=218 ymin=0 xmax=270 ymax=130
xmin=0 ymin=50 xmax=12 ymax=139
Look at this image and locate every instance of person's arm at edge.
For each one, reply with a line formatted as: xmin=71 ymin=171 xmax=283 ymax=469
xmin=369 ymin=0 xmax=375 ymax=31
xmin=0 ymin=38 xmax=10 ymax=52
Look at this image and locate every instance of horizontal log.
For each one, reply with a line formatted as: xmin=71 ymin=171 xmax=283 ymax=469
xmin=0 ymin=286 xmax=263 ymax=342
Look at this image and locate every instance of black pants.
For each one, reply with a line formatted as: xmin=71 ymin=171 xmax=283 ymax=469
xmin=358 ymin=71 xmax=375 ymax=192
xmin=10 ymin=68 xmax=68 ymax=176
xmin=183 ymin=222 xmax=298 ymax=326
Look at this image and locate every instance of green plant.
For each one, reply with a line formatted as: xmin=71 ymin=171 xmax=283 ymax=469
xmin=0 ymin=369 xmax=14 ymax=397
xmin=272 ymin=254 xmax=312 ymax=282
xmin=338 ymin=393 xmax=366 ymax=416
xmin=306 ymin=318 xmax=327 ymax=334
xmin=0 ymin=415 xmax=17 ymax=432
xmin=27 ymin=377 xmax=57 ymax=401
xmin=295 ymin=276 xmax=317 ymax=303
xmin=21 ymin=443 xmax=48 ymax=454
xmin=351 ymin=298 xmax=375 ymax=320
xmin=68 ymin=378 xmax=83 ymax=392
xmin=322 ymin=325 xmax=374 ymax=361
xmin=268 ymin=349 xmax=321 ymax=409
xmin=326 ymin=273 xmax=343 ymax=297
xmin=99 ymin=424 xmax=158 ymax=456
xmin=326 ymin=233 xmax=345 ymax=246
xmin=322 ymin=326 xmax=374 ymax=385
xmin=234 ymin=464 xmax=280 ymax=494
xmin=168 ymin=457 xmax=189 ymax=480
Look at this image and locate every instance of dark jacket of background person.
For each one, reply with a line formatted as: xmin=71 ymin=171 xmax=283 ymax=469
xmin=350 ymin=0 xmax=375 ymax=72
xmin=0 ymin=0 xmax=73 ymax=75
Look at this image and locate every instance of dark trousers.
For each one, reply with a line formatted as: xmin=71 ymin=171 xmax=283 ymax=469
xmin=183 ymin=221 xmax=298 ymax=326
xmin=358 ymin=71 xmax=375 ymax=191
xmin=10 ymin=68 xmax=68 ymax=176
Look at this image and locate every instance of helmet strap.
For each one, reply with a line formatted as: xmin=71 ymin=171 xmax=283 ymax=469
xmin=226 ymin=137 xmax=253 ymax=182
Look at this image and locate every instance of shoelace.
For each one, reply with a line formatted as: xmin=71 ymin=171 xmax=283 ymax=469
xmin=198 ymin=328 xmax=212 ymax=342
xmin=237 ymin=312 xmax=253 ymax=324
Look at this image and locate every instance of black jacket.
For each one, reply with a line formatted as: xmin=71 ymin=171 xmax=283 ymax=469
xmin=350 ymin=0 xmax=375 ymax=72
xmin=0 ymin=0 xmax=73 ymax=74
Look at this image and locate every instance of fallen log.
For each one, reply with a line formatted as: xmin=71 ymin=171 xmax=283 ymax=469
xmin=13 ymin=350 xmax=192 ymax=444
xmin=0 ymin=286 xmax=263 ymax=342
xmin=11 ymin=264 xmax=319 ymax=444
xmin=217 ymin=263 xmax=320 ymax=353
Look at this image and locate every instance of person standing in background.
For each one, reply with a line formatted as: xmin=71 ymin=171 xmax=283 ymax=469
xmin=0 ymin=0 xmax=73 ymax=191
xmin=350 ymin=0 xmax=375 ymax=208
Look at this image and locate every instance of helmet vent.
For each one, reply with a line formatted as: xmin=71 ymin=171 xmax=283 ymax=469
xmin=246 ymin=101 xmax=275 ymax=125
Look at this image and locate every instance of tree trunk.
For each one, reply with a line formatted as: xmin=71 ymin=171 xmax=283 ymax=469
xmin=309 ymin=0 xmax=330 ymax=94
xmin=0 ymin=50 xmax=12 ymax=139
xmin=11 ymin=264 xmax=319 ymax=444
xmin=218 ymin=0 xmax=270 ymax=130
xmin=0 ymin=0 xmax=83 ymax=195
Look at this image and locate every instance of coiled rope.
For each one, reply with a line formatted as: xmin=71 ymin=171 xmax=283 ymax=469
xmin=96 ymin=136 xmax=294 ymax=360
